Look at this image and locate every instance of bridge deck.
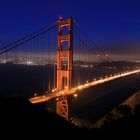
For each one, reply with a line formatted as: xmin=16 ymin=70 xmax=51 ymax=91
xmin=29 ymin=69 xmax=140 ymax=104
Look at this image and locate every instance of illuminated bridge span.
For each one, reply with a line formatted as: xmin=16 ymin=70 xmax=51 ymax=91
xmin=29 ymin=69 xmax=140 ymax=104
xmin=0 ymin=17 xmax=139 ymax=120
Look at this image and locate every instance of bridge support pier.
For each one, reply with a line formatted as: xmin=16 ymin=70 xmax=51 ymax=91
xmin=56 ymin=95 xmax=69 ymax=120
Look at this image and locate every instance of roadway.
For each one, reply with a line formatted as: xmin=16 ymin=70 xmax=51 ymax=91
xmin=71 ymin=70 xmax=140 ymax=126
xmin=29 ymin=69 xmax=140 ymax=104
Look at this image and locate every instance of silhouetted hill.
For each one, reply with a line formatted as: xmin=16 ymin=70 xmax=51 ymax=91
xmin=0 ymin=97 xmax=78 ymax=132
xmin=1 ymin=97 xmax=140 ymax=136
xmin=97 ymin=61 xmax=140 ymax=69
xmin=95 ymin=104 xmax=140 ymax=135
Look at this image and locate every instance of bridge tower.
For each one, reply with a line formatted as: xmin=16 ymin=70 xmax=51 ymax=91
xmin=56 ymin=17 xmax=73 ymax=120
xmin=57 ymin=17 xmax=73 ymax=91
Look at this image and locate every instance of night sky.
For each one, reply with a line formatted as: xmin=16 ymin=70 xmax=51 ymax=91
xmin=0 ymin=0 xmax=140 ymax=60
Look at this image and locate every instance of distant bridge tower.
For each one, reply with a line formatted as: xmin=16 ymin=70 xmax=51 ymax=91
xmin=56 ymin=17 xmax=73 ymax=120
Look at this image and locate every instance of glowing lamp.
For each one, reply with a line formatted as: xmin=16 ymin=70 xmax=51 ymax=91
xmin=59 ymin=17 xmax=62 ymax=20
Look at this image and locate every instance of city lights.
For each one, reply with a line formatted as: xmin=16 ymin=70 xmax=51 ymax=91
xmin=26 ymin=61 xmax=33 ymax=65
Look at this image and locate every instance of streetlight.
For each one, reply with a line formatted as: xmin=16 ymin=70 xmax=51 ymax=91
xmin=73 ymin=94 xmax=78 ymax=98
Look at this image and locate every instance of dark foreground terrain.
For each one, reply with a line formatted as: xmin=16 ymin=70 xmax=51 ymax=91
xmin=0 ymin=97 xmax=140 ymax=136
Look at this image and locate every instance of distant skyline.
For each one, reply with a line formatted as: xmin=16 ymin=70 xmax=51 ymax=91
xmin=0 ymin=0 xmax=140 ymax=61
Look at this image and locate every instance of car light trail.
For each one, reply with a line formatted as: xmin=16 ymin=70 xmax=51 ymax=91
xmin=29 ymin=69 xmax=140 ymax=104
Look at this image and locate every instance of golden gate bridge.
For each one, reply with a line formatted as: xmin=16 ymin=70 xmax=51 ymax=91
xmin=0 ymin=17 xmax=139 ymax=120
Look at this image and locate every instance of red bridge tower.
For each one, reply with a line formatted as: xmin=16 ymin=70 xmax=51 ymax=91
xmin=56 ymin=17 xmax=73 ymax=120
xmin=57 ymin=17 xmax=73 ymax=91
